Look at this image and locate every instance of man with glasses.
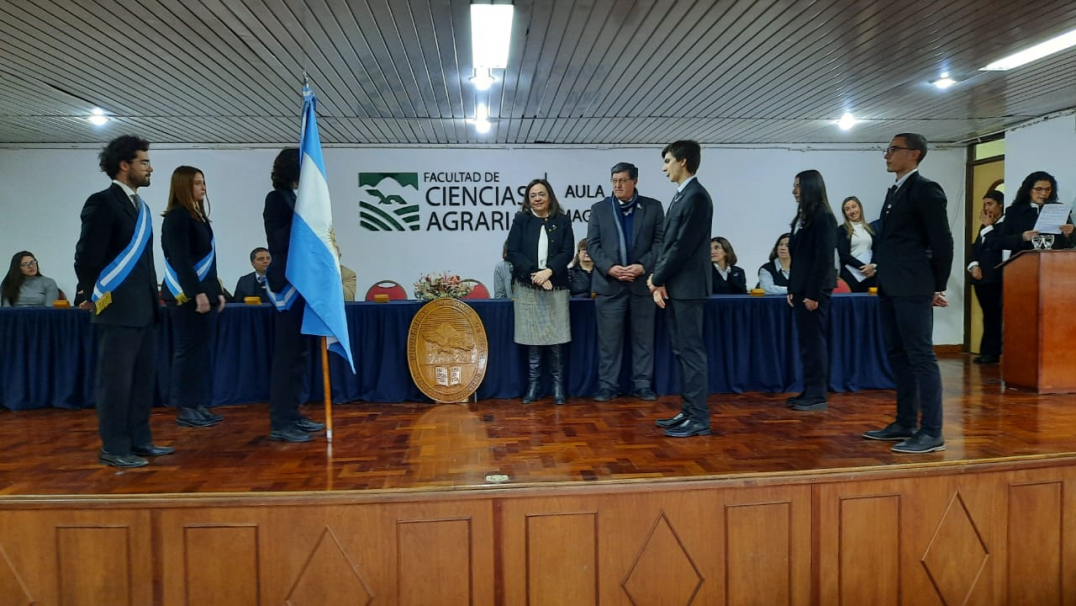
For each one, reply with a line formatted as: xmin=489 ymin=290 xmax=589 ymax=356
xmin=863 ymin=133 xmax=954 ymax=453
xmin=586 ymin=162 xmax=665 ymax=402
xmin=74 ymin=135 xmax=174 ymax=468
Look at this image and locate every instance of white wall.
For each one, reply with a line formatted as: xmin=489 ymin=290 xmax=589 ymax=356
xmin=0 ymin=144 xmax=967 ymax=343
xmin=1004 ymin=113 xmax=1076 ymax=208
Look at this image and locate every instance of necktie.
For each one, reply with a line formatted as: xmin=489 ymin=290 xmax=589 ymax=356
xmin=131 ymin=193 xmax=142 ymax=210
xmin=671 ymin=191 xmax=683 ymax=207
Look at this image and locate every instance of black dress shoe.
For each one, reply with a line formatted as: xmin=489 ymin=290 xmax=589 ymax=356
xmin=269 ymin=426 xmax=313 ymax=442
xmin=664 ymin=419 xmax=711 ymax=438
xmin=973 ymin=355 xmax=999 ymax=364
xmin=785 ymin=393 xmax=806 ymax=407
xmin=632 ymin=388 xmax=658 ymax=401
xmin=99 ymin=450 xmax=149 ymax=468
xmin=196 ymin=405 xmax=224 ymax=423
xmin=863 ymin=422 xmax=916 ymax=441
xmin=594 ymin=389 xmax=617 ymax=402
xmin=790 ymin=398 xmax=828 ymax=411
xmin=177 ymin=407 xmax=218 ymax=428
xmin=296 ymin=416 xmax=325 ymax=432
xmin=132 ymin=444 xmax=175 ymax=456
xmin=655 ymin=412 xmax=688 ymax=428
xmin=891 ymin=432 xmax=946 ymax=453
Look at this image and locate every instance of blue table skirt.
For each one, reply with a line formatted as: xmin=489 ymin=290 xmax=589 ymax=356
xmin=0 ymin=295 xmax=893 ymax=411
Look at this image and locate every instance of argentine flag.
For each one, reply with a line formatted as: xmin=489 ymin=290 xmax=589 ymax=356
xmin=286 ymin=84 xmax=356 ymax=372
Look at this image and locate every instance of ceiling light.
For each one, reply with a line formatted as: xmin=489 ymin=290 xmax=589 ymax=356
xmin=980 ymin=27 xmax=1076 ymax=71
xmin=470 ymin=103 xmax=492 ymax=134
xmin=87 ymin=108 xmax=108 ymax=126
xmin=931 ymin=72 xmax=956 ymax=89
xmin=470 ymin=68 xmax=495 ymax=91
xmin=836 ymin=112 xmax=857 ymax=131
xmin=471 ymin=4 xmax=513 ymax=69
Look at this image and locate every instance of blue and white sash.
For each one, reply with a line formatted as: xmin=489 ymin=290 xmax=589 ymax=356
xmin=92 ymin=197 xmax=152 ymax=314
xmin=163 ymin=237 xmax=216 ymax=304
xmin=265 ymin=282 xmax=297 ymax=311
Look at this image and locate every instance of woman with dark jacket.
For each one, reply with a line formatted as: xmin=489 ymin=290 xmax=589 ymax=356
xmin=787 ymin=170 xmax=838 ymax=411
xmin=568 ymin=237 xmax=595 ymax=297
xmin=758 ymin=233 xmax=792 ymax=294
xmin=161 ymin=166 xmax=226 ymax=428
xmin=993 ymin=171 xmax=1075 ymax=252
xmin=710 ymin=236 xmax=747 ymax=294
xmin=835 ymin=196 xmax=878 ymax=292
xmin=506 ymin=179 xmax=575 ymax=404
xmin=968 ymin=190 xmax=1005 ymax=364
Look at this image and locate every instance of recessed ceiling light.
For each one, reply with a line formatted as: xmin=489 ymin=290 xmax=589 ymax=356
xmin=469 ymin=68 xmax=495 ymax=91
xmin=836 ymin=112 xmax=857 ymax=131
xmin=87 ymin=108 xmax=108 ymax=126
xmin=470 ymin=103 xmax=492 ymax=134
xmin=931 ymin=72 xmax=956 ymax=89
xmin=980 ymin=27 xmax=1076 ymax=71
xmin=471 ymin=5 xmax=513 ymax=69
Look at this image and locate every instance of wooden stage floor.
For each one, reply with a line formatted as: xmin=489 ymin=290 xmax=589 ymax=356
xmin=3 ymin=356 xmax=1076 ymax=497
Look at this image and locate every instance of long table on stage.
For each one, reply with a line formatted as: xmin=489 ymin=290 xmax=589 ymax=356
xmin=0 ymin=294 xmax=892 ymax=411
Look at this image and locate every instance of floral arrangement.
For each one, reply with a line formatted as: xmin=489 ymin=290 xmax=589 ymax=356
xmin=413 ymin=271 xmax=473 ymax=301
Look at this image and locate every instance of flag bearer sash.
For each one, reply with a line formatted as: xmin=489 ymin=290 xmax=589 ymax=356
xmin=92 ymin=198 xmax=152 ymax=314
xmin=163 ymin=238 xmax=216 ymax=305
xmin=266 ymin=282 xmax=297 ymax=311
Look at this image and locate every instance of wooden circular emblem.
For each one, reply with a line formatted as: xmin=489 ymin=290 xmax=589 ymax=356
xmin=407 ymin=298 xmax=489 ymax=403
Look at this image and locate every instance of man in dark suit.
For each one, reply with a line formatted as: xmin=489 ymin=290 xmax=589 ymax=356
xmin=648 ymin=141 xmax=714 ymax=438
xmin=233 ymin=247 xmax=271 ymax=302
xmin=587 ymin=162 xmax=665 ymax=402
xmin=968 ymin=191 xmax=1004 ymax=364
xmin=864 ymin=133 xmax=954 ymax=454
xmin=74 ymin=135 xmax=174 ymax=467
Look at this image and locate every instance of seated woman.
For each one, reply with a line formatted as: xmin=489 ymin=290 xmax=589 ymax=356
xmin=757 ymin=233 xmax=792 ymax=294
xmin=710 ymin=236 xmax=747 ymax=294
xmin=836 ymin=196 xmax=877 ymax=292
xmin=1 ymin=251 xmax=59 ymax=307
xmin=493 ymin=240 xmax=514 ymax=299
xmin=568 ymin=237 xmax=594 ymax=297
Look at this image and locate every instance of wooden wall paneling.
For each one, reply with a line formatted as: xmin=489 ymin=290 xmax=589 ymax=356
xmin=1003 ymin=465 xmax=1076 ymax=606
xmin=818 ymin=473 xmax=1005 ymax=606
xmin=158 ymin=500 xmax=494 ymax=606
xmin=181 ymin=525 xmax=260 ymax=606
xmin=0 ymin=510 xmax=153 ymax=606
xmin=499 ymin=485 xmax=810 ymax=605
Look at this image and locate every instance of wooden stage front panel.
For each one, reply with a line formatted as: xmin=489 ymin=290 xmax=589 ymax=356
xmin=2 ymin=358 xmax=1076 ymax=605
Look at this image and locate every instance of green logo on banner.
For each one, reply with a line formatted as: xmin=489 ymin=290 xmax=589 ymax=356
xmin=359 ymin=173 xmax=421 ymax=231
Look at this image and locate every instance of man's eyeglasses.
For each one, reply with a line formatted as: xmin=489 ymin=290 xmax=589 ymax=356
xmin=128 ymin=160 xmax=151 ymax=167
xmin=20 ymin=260 xmax=38 ymax=268
xmin=610 ymin=178 xmax=634 ymax=185
xmin=883 ymin=146 xmax=911 ymax=155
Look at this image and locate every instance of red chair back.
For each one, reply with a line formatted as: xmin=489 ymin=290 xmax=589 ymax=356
xmin=364 ymin=280 xmax=407 ymax=301
xmin=834 ymin=278 xmax=852 ymax=294
xmin=461 ymin=279 xmax=490 ymax=299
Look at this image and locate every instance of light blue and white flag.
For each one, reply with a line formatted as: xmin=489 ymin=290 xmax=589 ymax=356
xmin=286 ymin=84 xmax=355 ymax=372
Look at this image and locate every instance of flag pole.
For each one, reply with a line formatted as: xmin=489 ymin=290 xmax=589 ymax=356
xmin=320 ymin=336 xmax=334 ymax=442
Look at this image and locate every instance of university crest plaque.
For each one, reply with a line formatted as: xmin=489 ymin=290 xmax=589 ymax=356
xmin=407 ymin=298 xmax=489 ymax=403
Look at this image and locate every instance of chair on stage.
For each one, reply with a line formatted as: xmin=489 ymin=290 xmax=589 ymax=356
xmin=364 ymin=280 xmax=408 ymax=301
xmin=461 ymin=279 xmax=490 ymax=300
xmin=833 ymin=278 xmax=852 ymax=294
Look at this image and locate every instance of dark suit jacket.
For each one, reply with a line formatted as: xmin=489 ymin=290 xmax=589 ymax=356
xmin=234 ymin=271 xmax=270 ymax=301
xmin=711 ymin=265 xmax=747 ymax=294
xmin=875 ymin=172 xmax=954 ymax=296
xmin=74 ymin=183 xmax=161 ymax=327
xmin=506 ymin=211 xmax=575 ymax=290
xmin=970 ymin=220 xmax=1005 ymax=285
xmin=789 ymin=209 xmax=838 ymax=299
xmin=991 ymin=203 xmax=1073 ymax=253
xmin=160 ymin=208 xmax=222 ymax=303
xmin=263 ymin=187 xmax=296 ymax=293
xmin=651 ymin=178 xmax=713 ymax=299
xmin=587 ymin=194 xmax=665 ymax=296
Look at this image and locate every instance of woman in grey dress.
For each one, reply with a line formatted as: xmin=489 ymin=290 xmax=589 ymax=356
xmin=506 ymin=179 xmax=575 ymax=404
xmin=1 ymin=251 xmax=59 ymax=307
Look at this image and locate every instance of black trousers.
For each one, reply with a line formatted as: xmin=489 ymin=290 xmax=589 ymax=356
xmin=94 ymin=323 xmax=157 ymax=454
xmin=879 ymin=293 xmax=943 ymax=436
xmin=665 ymin=298 xmax=708 ymax=425
xmin=594 ymin=289 xmax=656 ymax=392
xmin=269 ymin=298 xmax=310 ymax=431
xmin=792 ymin=291 xmax=831 ymax=399
xmin=973 ymin=282 xmax=1003 ymax=357
xmin=167 ymin=301 xmax=219 ymax=409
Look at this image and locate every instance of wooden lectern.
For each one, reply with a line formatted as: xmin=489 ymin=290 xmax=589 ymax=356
xmin=1001 ymin=250 xmax=1076 ymax=393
